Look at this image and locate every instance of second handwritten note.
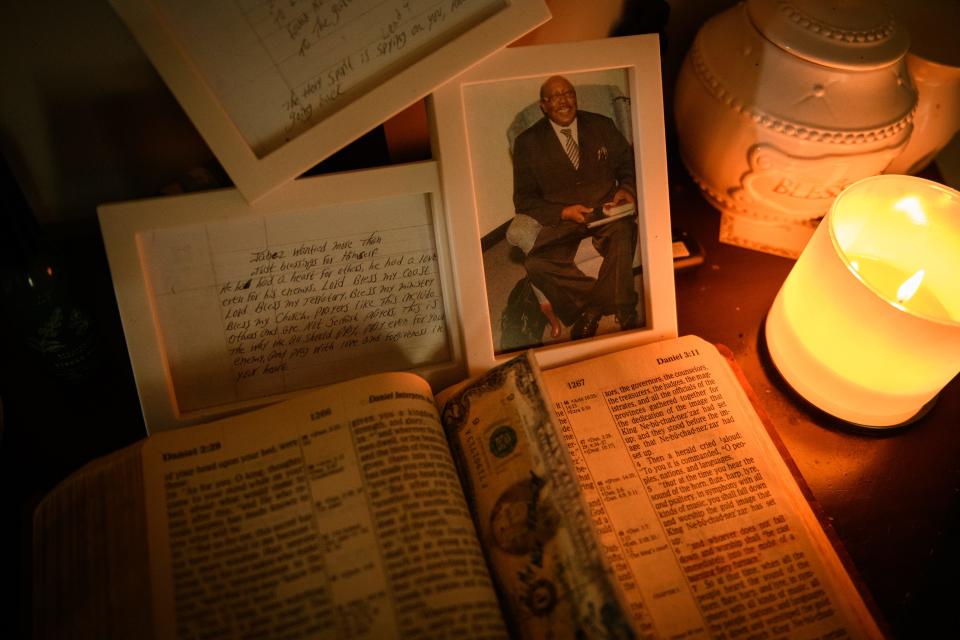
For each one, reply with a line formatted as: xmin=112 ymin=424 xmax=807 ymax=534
xmin=157 ymin=0 xmax=505 ymax=155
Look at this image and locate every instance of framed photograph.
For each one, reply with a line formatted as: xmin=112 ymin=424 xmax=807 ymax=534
xmin=109 ymin=0 xmax=551 ymax=203
xmin=432 ymin=34 xmax=677 ymax=374
xmin=99 ymin=162 xmax=467 ymax=432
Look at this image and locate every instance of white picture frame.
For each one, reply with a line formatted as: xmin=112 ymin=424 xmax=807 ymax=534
xmin=109 ymin=0 xmax=551 ymax=203
xmin=431 ymin=35 xmax=678 ymax=375
xmin=99 ymin=162 xmax=468 ymax=432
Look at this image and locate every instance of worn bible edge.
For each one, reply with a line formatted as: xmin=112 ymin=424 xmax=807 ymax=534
xmin=32 ymin=441 xmax=153 ymax=639
xmin=715 ymin=343 xmax=890 ymax=638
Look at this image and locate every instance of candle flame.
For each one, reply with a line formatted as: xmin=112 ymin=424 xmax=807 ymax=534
xmin=897 ymin=269 xmax=925 ymax=304
xmin=893 ymin=196 xmax=927 ymax=225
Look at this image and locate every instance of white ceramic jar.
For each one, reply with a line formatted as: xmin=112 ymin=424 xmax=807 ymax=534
xmin=674 ymin=0 xmax=916 ymax=257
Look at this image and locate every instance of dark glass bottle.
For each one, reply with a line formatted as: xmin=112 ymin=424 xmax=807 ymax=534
xmin=0 ymin=160 xmax=102 ymax=383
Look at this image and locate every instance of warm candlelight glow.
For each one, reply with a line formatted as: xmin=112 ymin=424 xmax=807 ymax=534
xmin=766 ymin=175 xmax=960 ymax=427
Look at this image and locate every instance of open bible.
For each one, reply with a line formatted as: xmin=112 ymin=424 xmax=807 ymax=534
xmin=33 ymin=335 xmax=883 ymax=639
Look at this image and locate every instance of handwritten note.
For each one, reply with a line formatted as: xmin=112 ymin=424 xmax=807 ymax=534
xmin=155 ymin=0 xmax=506 ymax=156
xmin=140 ymin=194 xmax=451 ymax=414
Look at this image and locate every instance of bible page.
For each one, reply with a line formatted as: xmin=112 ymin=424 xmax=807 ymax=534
xmin=540 ymin=335 xmax=883 ymax=638
xmin=141 ymin=373 xmax=506 ymax=639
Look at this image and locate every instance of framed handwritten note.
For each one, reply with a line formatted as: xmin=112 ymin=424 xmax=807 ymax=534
xmin=99 ymin=162 xmax=466 ymax=432
xmin=431 ymin=35 xmax=678 ymax=374
xmin=109 ymin=0 xmax=550 ymax=202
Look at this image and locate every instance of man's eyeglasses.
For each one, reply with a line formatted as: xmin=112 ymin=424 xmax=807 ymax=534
xmin=543 ymin=89 xmax=576 ymax=104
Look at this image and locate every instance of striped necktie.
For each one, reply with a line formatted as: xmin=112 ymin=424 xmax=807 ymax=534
xmin=560 ymin=128 xmax=580 ymax=169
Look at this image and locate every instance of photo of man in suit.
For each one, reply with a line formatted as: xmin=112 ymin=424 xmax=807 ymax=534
xmin=512 ymin=75 xmax=639 ymax=340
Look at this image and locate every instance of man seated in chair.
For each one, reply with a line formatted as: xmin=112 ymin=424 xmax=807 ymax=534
xmin=512 ymin=75 xmax=639 ymax=340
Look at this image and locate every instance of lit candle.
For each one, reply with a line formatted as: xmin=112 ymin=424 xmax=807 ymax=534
xmin=765 ymin=175 xmax=960 ymax=427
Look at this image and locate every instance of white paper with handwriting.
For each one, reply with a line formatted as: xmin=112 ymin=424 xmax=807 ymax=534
xmin=155 ymin=0 xmax=505 ymax=157
xmin=139 ymin=194 xmax=450 ymax=414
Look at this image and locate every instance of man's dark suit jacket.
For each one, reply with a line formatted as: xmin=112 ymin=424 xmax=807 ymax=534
xmin=512 ymin=110 xmax=636 ymax=226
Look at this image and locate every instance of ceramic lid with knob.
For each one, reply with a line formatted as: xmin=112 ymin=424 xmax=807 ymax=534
xmin=746 ymin=0 xmax=910 ymax=70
